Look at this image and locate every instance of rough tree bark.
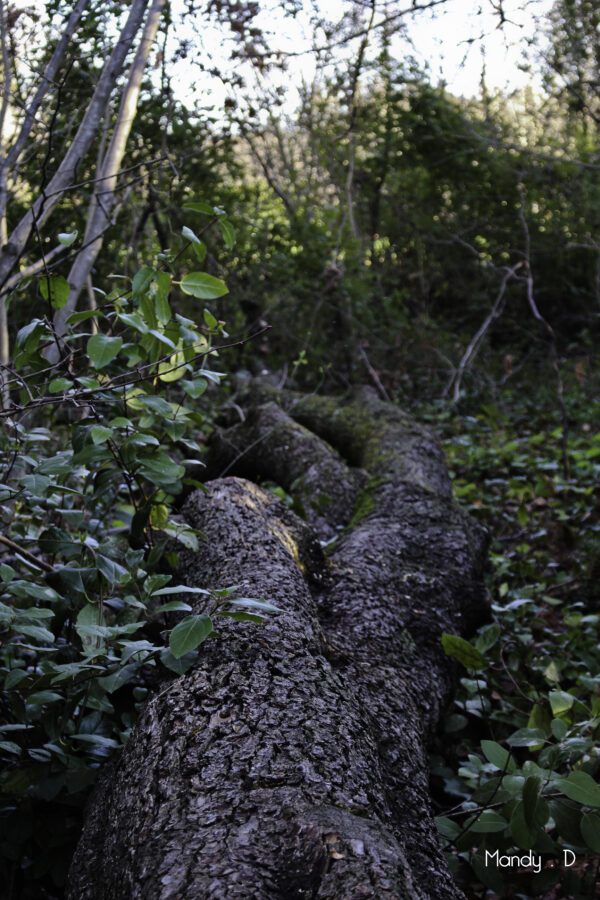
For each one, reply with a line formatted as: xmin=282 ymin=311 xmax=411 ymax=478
xmin=67 ymin=387 xmax=489 ymax=899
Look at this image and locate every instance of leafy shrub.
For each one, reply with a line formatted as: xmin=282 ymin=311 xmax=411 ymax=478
xmin=0 ymin=206 xmax=276 ymax=897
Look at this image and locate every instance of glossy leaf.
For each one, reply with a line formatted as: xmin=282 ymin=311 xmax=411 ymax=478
xmin=180 ymin=272 xmax=228 ymax=299
xmin=169 ymin=614 xmax=213 ymax=658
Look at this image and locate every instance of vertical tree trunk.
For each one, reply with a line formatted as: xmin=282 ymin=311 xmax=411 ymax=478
xmin=53 ymin=0 xmax=166 ymax=337
xmin=0 ymin=0 xmax=150 ymax=295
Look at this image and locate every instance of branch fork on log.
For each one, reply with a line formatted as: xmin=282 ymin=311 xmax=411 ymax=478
xmin=68 ymin=387 xmax=489 ymax=899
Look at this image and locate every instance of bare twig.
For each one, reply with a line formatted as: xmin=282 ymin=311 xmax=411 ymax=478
xmin=359 ymin=342 xmax=391 ymax=402
xmin=450 ymin=262 xmax=522 ymax=403
xmin=0 ymin=534 xmax=53 ymax=573
xmin=518 ymin=184 xmax=570 ymax=480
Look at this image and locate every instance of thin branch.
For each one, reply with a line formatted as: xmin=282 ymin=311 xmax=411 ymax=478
xmin=0 ymin=327 xmax=272 ymax=418
xmin=3 ymin=244 xmax=69 ymax=291
xmin=450 ymin=262 xmax=522 ymax=403
xmin=0 ymin=534 xmax=53 ymax=573
xmin=518 ymin=184 xmax=570 ymax=480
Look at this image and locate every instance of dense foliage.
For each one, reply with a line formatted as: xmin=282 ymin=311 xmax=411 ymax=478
xmin=421 ymin=368 xmax=600 ymax=898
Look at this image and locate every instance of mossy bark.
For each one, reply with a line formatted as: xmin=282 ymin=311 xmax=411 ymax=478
xmin=67 ymin=387 xmax=489 ymax=900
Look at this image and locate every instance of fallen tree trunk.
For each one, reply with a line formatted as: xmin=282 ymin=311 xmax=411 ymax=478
xmin=67 ymin=387 xmax=489 ymax=899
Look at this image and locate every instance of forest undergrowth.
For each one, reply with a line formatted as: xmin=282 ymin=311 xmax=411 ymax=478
xmin=416 ymin=356 xmax=600 ymax=899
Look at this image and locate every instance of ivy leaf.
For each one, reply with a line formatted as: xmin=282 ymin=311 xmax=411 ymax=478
xmin=87 ymin=334 xmax=122 ymax=369
xmin=180 ymin=272 xmax=228 ymax=299
xmin=169 ymin=614 xmax=212 ymax=658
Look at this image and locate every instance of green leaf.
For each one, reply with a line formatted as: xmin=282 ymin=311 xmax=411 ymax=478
xmin=555 ymin=771 xmax=600 ymax=808
xmin=169 ymin=614 xmax=213 ymax=658
xmin=66 ymin=308 xmax=102 ymax=325
xmin=8 ymin=581 xmax=60 ymax=603
xmin=441 ymin=633 xmax=488 ymax=670
xmin=159 ymin=648 xmax=197 ymax=675
xmin=139 ymin=452 xmax=185 ymax=485
xmin=219 ymin=218 xmax=235 ymax=248
xmin=225 ymin=597 xmax=283 ymax=613
xmin=118 ymin=311 xmax=149 ymax=333
xmin=180 ymin=272 xmax=228 ymax=299
xmin=15 ymin=318 xmax=44 ymax=352
xmin=153 ymin=600 xmax=193 ymax=614
xmin=509 ymin=800 xmax=537 ymax=849
xmin=217 ymin=610 xmax=264 ymax=623
xmin=204 ymin=308 xmax=218 ymax=329
xmin=154 ymin=291 xmax=171 ymax=326
xmin=549 ymin=800 xmax=584 ymax=845
xmin=150 ymin=503 xmax=169 ymax=528
xmin=551 ymin=718 xmax=568 ymax=739
xmin=87 ymin=334 xmax=122 ymax=368
xmin=132 ymin=267 xmax=155 ymax=297
xmin=162 ymin=522 xmax=200 ymax=550
xmin=193 ymin=240 xmax=207 ymax=264
xmin=183 ymin=200 xmax=217 ymax=215
xmin=481 ymin=740 xmax=516 ymax=773
xmin=40 ymin=275 xmax=70 ymax=310
xmin=152 ymin=586 xmax=210 ymax=596
xmin=58 ymin=231 xmax=78 ymax=246
xmin=48 ymin=377 xmax=74 ymax=393
xmin=71 ymin=734 xmax=119 ymax=750
xmin=91 ymin=425 xmax=112 ymax=445
xmin=127 ymin=393 xmax=173 ymax=416
xmin=506 ymin=728 xmax=546 ymax=748
xmin=97 ymin=663 xmax=138 ymax=694
xmin=580 ymin=812 xmax=600 ymax=852
xmin=0 ymin=741 xmax=22 ymax=755
xmin=158 ymin=349 xmax=187 ymax=382
xmin=182 ymin=378 xmax=207 ymax=399
xmin=466 ymin=810 xmax=508 ymax=833
xmin=549 ymin=690 xmax=575 ymax=716
xmin=26 ymin=690 xmax=62 ymax=705
xmin=16 ymin=608 xmax=54 ymax=620
xmin=435 ymin=815 xmax=461 ymax=840
xmin=5 ymin=669 xmax=28 ymax=689
xmin=96 ymin=555 xmax=130 ymax=587
xmin=474 ymin=622 xmax=501 ymax=653
xmin=17 ymin=624 xmax=55 ymax=644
